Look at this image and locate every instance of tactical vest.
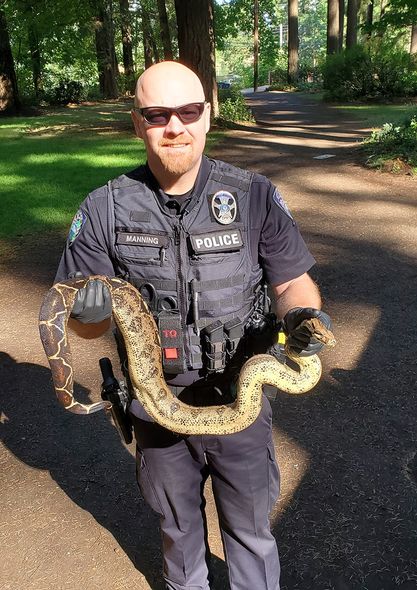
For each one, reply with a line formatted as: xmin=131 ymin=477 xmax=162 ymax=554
xmin=107 ymin=159 xmax=265 ymax=375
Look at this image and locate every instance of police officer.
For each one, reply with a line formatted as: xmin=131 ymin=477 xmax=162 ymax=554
xmin=55 ymin=61 xmax=331 ymax=590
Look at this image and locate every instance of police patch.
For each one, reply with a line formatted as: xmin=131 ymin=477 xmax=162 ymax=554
xmin=211 ymin=191 xmax=237 ymax=225
xmin=68 ymin=209 xmax=87 ymax=245
xmin=272 ymin=189 xmax=293 ymax=220
xmin=190 ymin=229 xmax=243 ymax=254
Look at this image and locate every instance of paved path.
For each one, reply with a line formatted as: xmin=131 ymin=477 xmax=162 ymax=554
xmin=1 ymin=91 xmax=417 ymax=590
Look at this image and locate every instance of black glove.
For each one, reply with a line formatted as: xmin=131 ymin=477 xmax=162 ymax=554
xmin=69 ymin=274 xmax=112 ymax=324
xmin=282 ymin=307 xmax=332 ymax=357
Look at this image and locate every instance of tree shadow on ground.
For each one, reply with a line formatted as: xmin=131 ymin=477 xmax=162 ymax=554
xmin=0 ymin=351 xmax=229 ymax=589
xmin=270 ymin=229 xmax=417 ymax=590
xmin=0 ymin=351 xmax=165 ymax=589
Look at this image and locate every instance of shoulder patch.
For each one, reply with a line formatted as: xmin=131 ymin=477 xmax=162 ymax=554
xmin=68 ymin=209 xmax=87 ymax=245
xmin=272 ymin=189 xmax=293 ymax=220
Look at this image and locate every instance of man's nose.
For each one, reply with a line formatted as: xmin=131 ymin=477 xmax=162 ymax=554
xmin=164 ymin=113 xmax=186 ymax=136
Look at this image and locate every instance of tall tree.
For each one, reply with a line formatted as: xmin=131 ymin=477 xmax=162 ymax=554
xmin=253 ymin=0 xmax=259 ymax=91
xmin=0 ymin=5 xmax=20 ymax=114
xmin=327 ymin=0 xmax=340 ymax=54
xmin=288 ymin=0 xmax=299 ymax=83
xmin=157 ymin=0 xmax=173 ymax=60
xmin=27 ymin=19 xmax=43 ymax=98
xmin=365 ymin=0 xmax=374 ymax=35
xmin=411 ymin=23 xmax=417 ymax=54
xmin=338 ymin=0 xmax=345 ymax=50
xmin=174 ymin=0 xmax=218 ymax=117
xmin=17 ymin=0 xmax=46 ymax=98
xmin=346 ymin=0 xmax=358 ymax=48
xmin=140 ymin=0 xmax=159 ymax=67
xmin=92 ymin=0 xmax=119 ymax=98
xmin=119 ymin=0 xmax=135 ymax=83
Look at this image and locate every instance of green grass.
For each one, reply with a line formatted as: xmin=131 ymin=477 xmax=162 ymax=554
xmin=298 ymin=93 xmax=417 ymax=173
xmin=329 ymin=102 xmax=417 ymax=129
xmin=298 ymin=92 xmax=417 ymax=127
xmin=0 ymin=101 xmax=223 ymax=240
xmin=331 ymin=103 xmax=417 ymax=174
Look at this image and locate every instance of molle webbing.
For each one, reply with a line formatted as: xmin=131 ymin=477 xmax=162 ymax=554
xmin=191 ymin=274 xmax=245 ymax=293
xmin=129 ymin=277 xmax=177 ymax=293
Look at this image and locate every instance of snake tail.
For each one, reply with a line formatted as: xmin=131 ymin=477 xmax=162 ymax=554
xmin=39 ymin=278 xmax=112 ymax=415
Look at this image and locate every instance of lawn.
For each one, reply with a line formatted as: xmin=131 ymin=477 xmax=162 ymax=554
xmin=302 ymin=93 xmax=417 ymax=173
xmin=0 ymin=101 xmax=223 ymax=240
xmin=301 ymin=92 xmax=417 ymax=126
xmin=329 ymin=102 xmax=417 ymax=129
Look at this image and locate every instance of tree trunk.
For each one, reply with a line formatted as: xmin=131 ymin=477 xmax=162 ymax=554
xmin=365 ymin=0 xmax=374 ymax=36
xmin=287 ymin=0 xmax=299 ymax=83
xmin=93 ymin=1 xmax=119 ymax=98
xmin=174 ymin=0 xmax=218 ymax=118
xmin=346 ymin=0 xmax=358 ymax=49
xmin=338 ymin=0 xmax=345 ymax=51
xmin=410 ymin=24 xmax=417 ymax=55
xmin=27 ymin=21 xmax=43 ymax=98
xmin=157 ymin=0 xmax=173 ymax=60
xmin=0 ymin=7 xmax=20 ymax=114
xmin=149 ymin=12 xmax=160 ymax=63
xmin=327 ymin=0 xmax=339 ymax=55
xmin=141 ymin=1 xmax=157 ymax=67
xmin=253 ymin=0 xmax=259 ymax=91
xmin=119 ymin=0 xmax=135 ymax=82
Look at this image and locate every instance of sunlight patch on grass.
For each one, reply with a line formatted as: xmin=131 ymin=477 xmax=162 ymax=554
xmin=1 ymin=174 xmax=27 ymax=186
xmin=330 ymin=103 xmax=417 ymax=129
xmin=28 ymin=207 xmax=71 ymax=224
xmin=0 ymin=102 xmax=225 ymax=240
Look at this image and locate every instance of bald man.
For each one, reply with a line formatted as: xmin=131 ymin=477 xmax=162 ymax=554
xmin=55 ymin=61 xmax=331 ymax=590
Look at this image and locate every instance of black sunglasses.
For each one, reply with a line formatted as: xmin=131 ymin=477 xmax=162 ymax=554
xmin=133 ymin=102 xmax=206 ymax=126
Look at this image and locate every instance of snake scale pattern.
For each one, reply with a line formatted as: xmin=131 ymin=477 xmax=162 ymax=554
xmin=39 ymin=276 xmax=335 ymax=435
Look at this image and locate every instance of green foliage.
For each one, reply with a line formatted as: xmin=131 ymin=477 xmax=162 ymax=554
xmin=322 ymin=46 xmax=374 ymax=100
xmin=217 ymin=87 xmax=254 ymax=123
xmin=363 ymin=114 xmax=417 ymax=172
xmin=299 ymin=0 xmax=327 ymax=62
xmin=322 ymin=42 xmax=417 ymax=101
xmin=378 ymin=0 xmax=417 ymax=28
xmin=50 ymin=80 xmax=87 ymax=105
xmin=216 ymin=0 xmax=286 ymax=87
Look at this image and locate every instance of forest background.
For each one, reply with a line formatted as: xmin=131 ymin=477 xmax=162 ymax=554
xmin=1 ymin=0 xmax=417 ymax=114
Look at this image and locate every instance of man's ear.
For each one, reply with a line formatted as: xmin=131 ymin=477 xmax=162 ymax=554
xmin=131 ymin=110 xmax=144 ymax=139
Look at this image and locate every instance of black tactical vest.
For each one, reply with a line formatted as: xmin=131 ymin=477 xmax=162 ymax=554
xmin=107 ymin=158 xmax=264 ymax=375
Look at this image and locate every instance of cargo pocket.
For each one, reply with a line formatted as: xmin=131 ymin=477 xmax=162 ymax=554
xmin=135 ymin=448 xmax=165 ymax=517
xmin=267 ymin=442 xmax=280 ymax=514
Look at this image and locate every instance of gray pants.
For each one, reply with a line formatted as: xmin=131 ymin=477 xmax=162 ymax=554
xmin=130 ymin=386 xmax=280 ymax=590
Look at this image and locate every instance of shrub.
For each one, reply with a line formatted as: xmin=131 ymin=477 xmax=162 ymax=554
xmin=363 ymin=114 xmax=417 ymax=171
xmin=322 ymin=46 xmax=374 ymax=100
xmin=217 ymin=86 xmax=254 ymax=124
xmin=372 ymin=47 xmax=417 ymax=97
xmin=322 ymin=42 xmax=417 ymax=102
xmin=51 ymin=79 xmax=86 ymax=105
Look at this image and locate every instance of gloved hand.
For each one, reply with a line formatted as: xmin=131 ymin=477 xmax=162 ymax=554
xmin=69 ymin=274 xmax=112 ymax=324
xmin=282 ymin=307 xmax=332 ymax=357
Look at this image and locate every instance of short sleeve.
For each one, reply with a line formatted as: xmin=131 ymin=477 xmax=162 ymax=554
xmin=249 ymin=177 xmax=316 ymax=286
xmin=54 ymin=186 xmax=116 ymax=283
